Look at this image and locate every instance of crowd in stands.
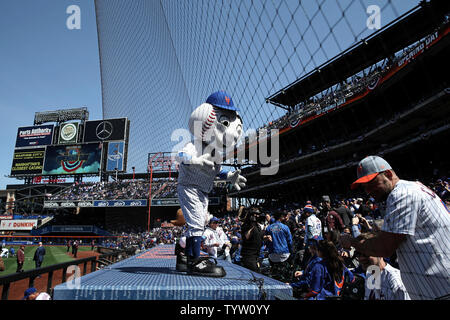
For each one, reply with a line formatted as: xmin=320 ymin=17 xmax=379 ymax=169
xmin=49 ymin=179 xmax=228 ymax=201
xmin=50 ymin=180 xmax=151 ymax=201
xmin=260 ymin=15 xmax=449 ymax=133
xmin=168 ymin=176 xmax=448 ymax=300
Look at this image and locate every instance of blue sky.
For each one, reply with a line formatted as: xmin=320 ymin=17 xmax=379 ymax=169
xmin=0 ymin=0 xmax=102 ymax=189
xmin=0 ymin=0 xmax=419 ymax=190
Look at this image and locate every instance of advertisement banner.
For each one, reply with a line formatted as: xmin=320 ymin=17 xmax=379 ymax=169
xmin=106 ymin=141 xmax=125 ymax=172
xmin=51 ymin=225 xmax=94 ymax=233
xmin=93 ymin=199 xmax=147 ymax=207
xmin=15 ymin=124 xmax=54 ymax=148
xmin=44 ymin=200 xmax=146 ymax=208
xmin=10 ymin=147 xmax=46 ymax=176
xmin=42 ymin=143 xmax=102 ymax=175
xmin=43 ymin=200 xmax=94 ymax=208
xmin=150 ymin=197 xmax=220 ymax=206
xmin=0 ymin=219 xmax=38 ymax=231
xmin=0 ymin=215 xmax=13 ymax=220
xmin=58 ymin=122 xmax=79 ymax=144
xmin=83 ymin=118 xmax=127 ymax=142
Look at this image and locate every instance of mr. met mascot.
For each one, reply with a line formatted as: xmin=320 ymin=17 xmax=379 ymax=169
xmin=175 ymin=91 xmax=246 ymax=277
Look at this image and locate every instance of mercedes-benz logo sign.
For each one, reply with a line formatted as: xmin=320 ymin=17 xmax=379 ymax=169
xmin=96 ymin=121 xmax=113 ymax=140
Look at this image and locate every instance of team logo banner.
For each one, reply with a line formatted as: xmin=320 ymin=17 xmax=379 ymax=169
xmin=106 ymin=141 xmax=125 ymax=172
xmin=15 ymin=125 xmax=54 ymax=148
xmin=83 ymin=118 xmax=127 ymax=142
xmin=42 ymin=143 xmax=102 ymax=175
xmin=58 ymin=122 xmax=79 ymax=144
xmin=10 ymin=147 xmax=46 ymax=176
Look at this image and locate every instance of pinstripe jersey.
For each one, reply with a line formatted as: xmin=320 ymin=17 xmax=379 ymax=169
xmin=364 ymin=263 xmax=410 ymax=300
xmin=382 ymin=179 xmax=450 ymax=300
xmin=176 ymin=142 xmax=222 ymax=193
xmin=304 ymin=214 xmax=322 ymax=245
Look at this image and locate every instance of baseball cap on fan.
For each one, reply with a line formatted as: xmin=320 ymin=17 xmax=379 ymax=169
xmin=351 ymin=156 xmax=392 ymax=190
xmin=206 ymin=91 xmax=239 ymax=111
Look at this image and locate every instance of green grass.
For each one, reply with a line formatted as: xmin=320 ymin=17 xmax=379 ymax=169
xmin=1 ymin=245 xmax=92 ymax=277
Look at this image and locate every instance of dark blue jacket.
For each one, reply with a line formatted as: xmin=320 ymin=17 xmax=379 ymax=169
xmin=33 ymin=246 xmax=46 ymax=263
xmin=290 ymin=255 xmax=322 ymax=289
xmin=308 ymin=261 xmax=355 ymax=300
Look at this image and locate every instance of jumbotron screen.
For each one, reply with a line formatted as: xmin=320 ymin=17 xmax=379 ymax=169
xmin=42 ymin=143 xmax=103 ymax=175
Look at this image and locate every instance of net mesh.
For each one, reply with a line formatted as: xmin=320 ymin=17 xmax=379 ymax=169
xmin=94 ymin=0 xmax=449 ymax=203
xmin=95 ymin=0 xmax=415 ymax=171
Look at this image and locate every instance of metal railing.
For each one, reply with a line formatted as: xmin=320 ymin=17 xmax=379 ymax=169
xmin=0 ymin=248 xmax=133 ymax=300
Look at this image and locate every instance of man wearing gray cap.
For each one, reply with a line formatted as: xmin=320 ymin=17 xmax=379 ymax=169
xmin=341 ymin=155 xmax=450 ymax=300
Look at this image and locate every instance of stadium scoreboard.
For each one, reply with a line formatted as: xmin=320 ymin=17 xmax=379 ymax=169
xmin=10 ymin=110 xmax=130 ymax=178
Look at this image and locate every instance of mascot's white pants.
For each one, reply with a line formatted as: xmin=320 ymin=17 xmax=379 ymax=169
xmin=177 ymin=184 xmax=209 ymax=237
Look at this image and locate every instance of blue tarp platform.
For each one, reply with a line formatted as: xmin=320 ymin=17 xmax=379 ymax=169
xmin=53 ymin=245 xmax=294 ymax=300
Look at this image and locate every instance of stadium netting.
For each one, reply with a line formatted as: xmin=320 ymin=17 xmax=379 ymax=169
xmin=94 ymin=0 xmax=449 ymax=203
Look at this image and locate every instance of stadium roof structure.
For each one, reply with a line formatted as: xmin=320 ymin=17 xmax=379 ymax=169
xmin=266 ymin=0 xmax=450 ymax=108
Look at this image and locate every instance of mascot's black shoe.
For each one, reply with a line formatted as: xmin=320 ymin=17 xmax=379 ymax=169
xmin=176 ymin=254 xmax=188 ymax=272
xmin=187 ymin=256 xmax=226 ymax=278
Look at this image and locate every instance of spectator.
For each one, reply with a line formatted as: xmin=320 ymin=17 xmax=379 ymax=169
xmin=0 ymin=255 xmax=4 ymax=272
xmin=367 ymin=198 xmax=382 ymax=220
xmin=72 ymin=240 xmax=79 ymax=258
xmin=239 ymin=207 xmax=265 ymax=272
xmin=355 ymin=233 xmax=410 ymax=300
xmin=285 ymin=211 xmax=298 ymax=235
xmin=302 ymin=205 xmax=322 ymax=269
xmin=334 ymin=199 xmax=353 ymax=227
xmin=33 ymin=242 xmax=46 ymax=273
xmin=341 ymin=155 xmax=450 ymax=300
xmin=324 ymin=201 xmax=345 ymax=233
xmin=288 ymin=236 xmax=323 ymax=297
xmin=264 ymin=210 xmax=293 ymax=281
xmin=303 ymin=240 xmax=355 ymax=300
xmin=202 ymin=217 xmax=231 ymax=262
xmin=22 ymin=287 xmax=51 ymax=300
xmin=16 ymin=245 xmax=25 ymax=273
xmin=293 ymin=209 xmax=302 ymax=228
xmin=229 ymin=237 xmax=241 ymax=264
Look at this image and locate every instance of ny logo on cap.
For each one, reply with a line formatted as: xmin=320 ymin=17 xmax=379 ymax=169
xmin=225 ymin=96 xmax=230 ymax=105
xmin=357 ymin=164 xmax=363 ymax=175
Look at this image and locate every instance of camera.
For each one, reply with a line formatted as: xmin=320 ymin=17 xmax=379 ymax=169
xmin=239 ymin=207 xmax=266 ymax=225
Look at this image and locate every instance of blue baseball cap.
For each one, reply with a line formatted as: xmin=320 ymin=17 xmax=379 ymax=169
xmin=210 ymin=216 xmax=220 ymax=223
xmin=206 ymin=91 xmax=239 ymax=111
xmin=23 ymin=287 xmax=37 ymax=300
xmin=303 ymin=204 xmax=314 ymax=214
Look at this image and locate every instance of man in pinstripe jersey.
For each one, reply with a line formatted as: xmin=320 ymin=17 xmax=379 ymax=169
xmin=341 ymin=155 xmax=450 ymax=300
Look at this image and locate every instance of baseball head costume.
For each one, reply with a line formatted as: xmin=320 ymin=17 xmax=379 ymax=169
xmin=175 ymin=90 xmax=246 ymax=277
